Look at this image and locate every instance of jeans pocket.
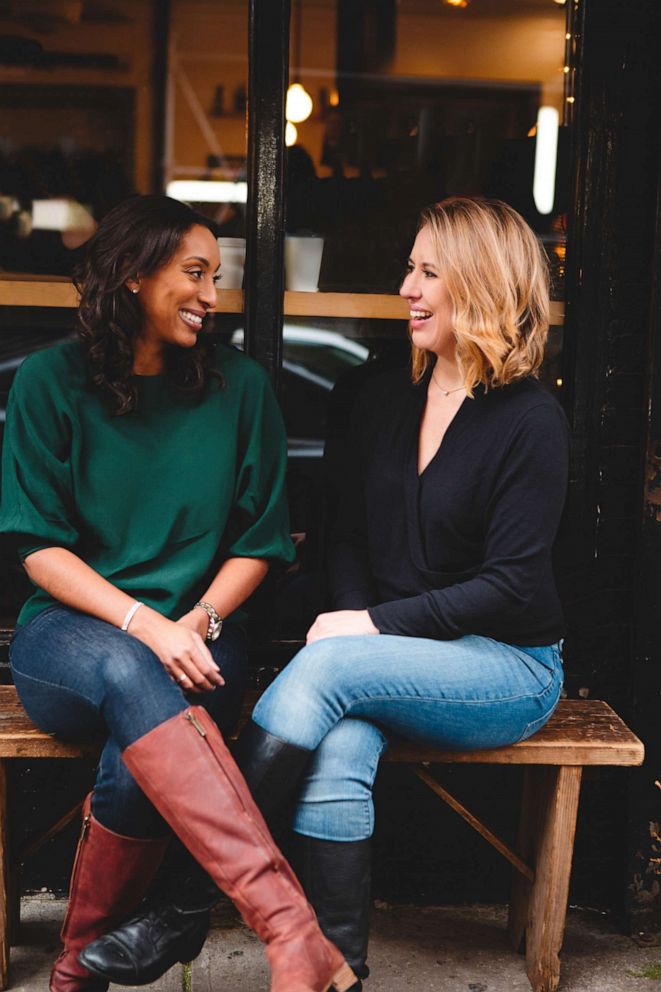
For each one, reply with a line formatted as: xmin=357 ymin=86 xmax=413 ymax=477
xmin=514 ymin=683 xmax=561 ymax=743
xmin=515 ymin=641 xmax=563 ymax=675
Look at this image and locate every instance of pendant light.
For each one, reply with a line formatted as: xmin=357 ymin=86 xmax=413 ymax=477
xmin=286 ymin=0 xmax=313 ymax=125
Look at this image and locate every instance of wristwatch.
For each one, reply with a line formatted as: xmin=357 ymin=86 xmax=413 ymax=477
xmin=193 ymin=601 xmax=223 ymax=641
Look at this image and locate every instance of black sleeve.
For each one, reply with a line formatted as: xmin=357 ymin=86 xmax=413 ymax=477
xmin=326 ymin=393 xmax=379 ymax=610
xmin=367 ymin=402 xmax=569 ymax=638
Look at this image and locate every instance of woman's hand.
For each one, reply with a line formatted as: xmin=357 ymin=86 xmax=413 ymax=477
xmin=306 ymin=610 xmax=379 ymax=644
xmin=178 ymin=608 xmax=210 ymax=640
xmin=129 ymin=606 xmax=224 ymax=693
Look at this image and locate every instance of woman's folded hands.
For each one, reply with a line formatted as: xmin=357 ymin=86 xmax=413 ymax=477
xmin=129 ymin=606 xmax=224 ymax=693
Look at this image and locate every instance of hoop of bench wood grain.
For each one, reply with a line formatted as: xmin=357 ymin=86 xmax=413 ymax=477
xmin=0 ymin=685 xmax=643 ymax=992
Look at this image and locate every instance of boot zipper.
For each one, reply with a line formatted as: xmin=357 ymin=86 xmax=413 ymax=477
xmin=186 ymin=710 xmax=207 ymax=737
xmin=183 ymin=710 xmax=282 ymax=870
xmin=61 ymin=811 xmax=91 ymax=937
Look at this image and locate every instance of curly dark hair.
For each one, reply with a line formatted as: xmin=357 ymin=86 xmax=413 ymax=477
xmin=74 ymin=194 xmax=222 ymax=415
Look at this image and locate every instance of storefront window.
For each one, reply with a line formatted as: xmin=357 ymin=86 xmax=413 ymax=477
xmin=0 ymin=1 xmax=249 ymax=275
xmin=286 ymin=0 xmax=570 ymax=296
xmin=0 ymin=0 xmax=573 ymax=630
xmin=166 ymin=0 xmax=248 ymax=236
xmin=279 ymin=0 xmax=572 ymax=637
xmin=0 ymin=1 xmax=249 ymax=624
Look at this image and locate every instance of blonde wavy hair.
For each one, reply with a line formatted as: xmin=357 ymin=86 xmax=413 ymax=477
xmin=410 ymin=197 xmax=550 ymax=392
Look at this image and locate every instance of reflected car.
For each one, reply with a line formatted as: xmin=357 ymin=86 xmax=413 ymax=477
xmin=231 ymin=326 xmax=369 ymax=457
xmin=0 ymin=324 xmax=370 ymax=461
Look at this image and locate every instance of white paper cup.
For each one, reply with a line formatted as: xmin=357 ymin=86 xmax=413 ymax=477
xmin=217 ymin=237 xmax=246 ymax=289
xmin=285 ymin=235 xmax=324 ymax=292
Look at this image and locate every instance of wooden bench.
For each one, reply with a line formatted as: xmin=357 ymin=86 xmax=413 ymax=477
xmin=0 ymin=684 xmax=644 ymax=992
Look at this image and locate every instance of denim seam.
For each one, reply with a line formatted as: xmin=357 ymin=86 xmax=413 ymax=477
xmin=295 ymin=798 xmax=374 ymax=842
xmin=342 ymin=679 xmax=559 ymax=711
xmin=10 ymin=662 xmax=100 ymax=712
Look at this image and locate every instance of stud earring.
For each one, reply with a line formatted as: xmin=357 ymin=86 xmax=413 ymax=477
xmin=132 ymin=288 xmax=139 ymax=294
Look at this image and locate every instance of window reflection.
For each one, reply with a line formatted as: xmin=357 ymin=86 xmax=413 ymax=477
xmin=281 ymin=0 xmax=571 ymax=638
xmin=0 ymin=0 xmax=249 ymax=276
xmin=0 ymin=0 xmax=572 ymax=638
xmin=287 ymin=0 xmax=570 ymax=296
xmin=0 ymin=2 xmax=155 ymax=275
xmin=166 ymin=0 xmax=248 ymax=236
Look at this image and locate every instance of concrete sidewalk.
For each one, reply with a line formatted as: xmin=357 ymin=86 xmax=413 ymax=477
xmin=7 ymin=895 xmax=660 ymax=991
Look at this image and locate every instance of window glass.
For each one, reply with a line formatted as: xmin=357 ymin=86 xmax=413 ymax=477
xmin=0 ymin=1 xmax=154 ymax=277
xmin=0 ymin=2 xmax=249 ymax=625
xmin=281 ymin=0 xmax=571 ymax=638
xmin=275 ymin=315 xmax=410 ymax=638
xmin=286 ymin=0 xmax=570 ymax=297
xmin=0 ymin=1 xmax=249 ymax=276
xmin=166 ymin=0 xmax=248 ymax=236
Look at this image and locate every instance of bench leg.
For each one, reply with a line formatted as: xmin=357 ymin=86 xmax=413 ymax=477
xmin=0 ymin=759 xmax=9 ymax=990
xmin=519 ymin=765 xmax=582 ymax=992
xmin=508 ymin=767 xmax=540 ymax=953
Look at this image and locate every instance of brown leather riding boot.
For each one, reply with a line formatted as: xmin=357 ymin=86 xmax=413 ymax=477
xmin=122 ymin=707 xmax=357 ymax=992
xmin=49 ymin=793 xmax=168 ymax=992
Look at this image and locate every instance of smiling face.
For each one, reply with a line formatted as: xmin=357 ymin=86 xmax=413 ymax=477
xmin=131 ymin=224 xmax=220 ymax=365
xmin=400 ymin=225 xmax=456 ymax=361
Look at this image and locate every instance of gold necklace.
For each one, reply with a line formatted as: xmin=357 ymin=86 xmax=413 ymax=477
xmin=431 ymin=372 xmax=466 ymax=397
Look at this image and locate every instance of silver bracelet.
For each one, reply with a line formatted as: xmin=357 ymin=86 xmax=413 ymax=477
xmin=121 ymin=600 xmax=144 ymax=632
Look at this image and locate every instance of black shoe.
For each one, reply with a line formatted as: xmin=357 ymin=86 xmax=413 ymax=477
xmin=292 ymin=834 xmax=372 ymax=988
xmin=78 ymin=858 xmax=220 ymax=986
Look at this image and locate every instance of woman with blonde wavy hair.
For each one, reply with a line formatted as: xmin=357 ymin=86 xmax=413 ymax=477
xmin=93 ymin=197 xmax=570 ymax=991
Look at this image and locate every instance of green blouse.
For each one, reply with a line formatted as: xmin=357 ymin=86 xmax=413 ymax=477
xmin=0 ymin=340 xmax=294 ymax=626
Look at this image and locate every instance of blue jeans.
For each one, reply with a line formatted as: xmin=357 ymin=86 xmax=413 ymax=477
xmin=10 ymin=606 xmax=248 ymax=837
xmin=252 ymin=634 xmax=563 ymax=841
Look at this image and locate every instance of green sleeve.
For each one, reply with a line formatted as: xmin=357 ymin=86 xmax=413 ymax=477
xmin=0 ymin=359 xmax=80 ymax=559
xmin=225 ymin=367 xmax=295 ymax=565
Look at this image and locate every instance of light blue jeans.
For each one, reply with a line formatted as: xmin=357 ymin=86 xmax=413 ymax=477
xmin=252 ymin=634 xmax=563 ymax=841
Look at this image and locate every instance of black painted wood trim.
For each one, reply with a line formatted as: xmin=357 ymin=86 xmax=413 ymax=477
xmin=151 ymin=0 xmax=171 ymax=194
xmin=557 ymin=0 xmax=661 ymax=925
xmin=245 ymin=0 xmax=291 ymax=386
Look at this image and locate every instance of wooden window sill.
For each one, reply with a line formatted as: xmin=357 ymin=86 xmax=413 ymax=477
xmin=0 ymin=276 xmax=564 ymax=323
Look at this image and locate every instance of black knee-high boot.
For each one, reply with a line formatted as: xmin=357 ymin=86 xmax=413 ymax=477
xmin=291 ymin=836 xmax=371 ymax=992
xmin=236 ymin=724 xmax=369 ymax=990
xmin=233 ymin=719 xmax=313 ymax=830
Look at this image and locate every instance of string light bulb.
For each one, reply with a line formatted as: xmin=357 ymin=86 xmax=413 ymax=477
xmin=285 ymin=121 xmax=298 ymax=147
xmin=442 ymin=0 xmax=468 ymax=7
xmin=286 ymin=82 xmax=313 ymax=124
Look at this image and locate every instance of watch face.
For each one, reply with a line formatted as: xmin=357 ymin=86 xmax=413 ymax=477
xmin=208 ymin=619 xmax=222 ymax=641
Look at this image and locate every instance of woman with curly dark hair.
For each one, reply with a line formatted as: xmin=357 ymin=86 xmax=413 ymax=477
xmin=0 ymin=195 xmax=357 ymax=992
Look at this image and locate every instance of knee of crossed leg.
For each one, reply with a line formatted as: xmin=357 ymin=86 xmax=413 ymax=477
xmin=305 ymin=719 xmax=387 ymax=796
xmin=253 ymin=639 xmax=357 ymax=748
xmin=97 ymin=638 xmax=180 ymax=747
xmin=99 ymin=638 xmax=159 ymax=695
xmin=294 ymin=718 xmax=386 ymax=841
